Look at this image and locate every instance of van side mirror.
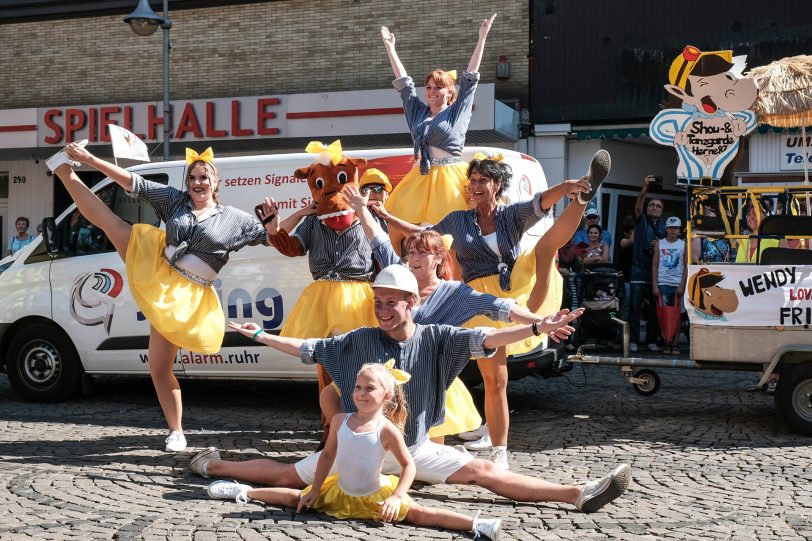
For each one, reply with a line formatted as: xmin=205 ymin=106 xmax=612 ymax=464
xmin=42 ymin=218 xmax=58 ymax=254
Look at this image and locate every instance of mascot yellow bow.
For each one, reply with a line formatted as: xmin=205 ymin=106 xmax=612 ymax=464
xmin=306 ymin=140 xmax=343 ymax=166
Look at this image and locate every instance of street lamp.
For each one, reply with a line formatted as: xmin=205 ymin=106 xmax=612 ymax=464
xmin=124 ymin=0 xmax=172 ymax=161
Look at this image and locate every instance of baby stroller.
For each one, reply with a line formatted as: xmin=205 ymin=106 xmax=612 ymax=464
xmin=576 ymin=263 xmax=625 ymax=344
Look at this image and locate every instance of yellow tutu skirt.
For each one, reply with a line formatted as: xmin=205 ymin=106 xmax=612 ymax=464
xmin=428 ymin=377 xmax=481 ymax=438
xmin=280 ymin=281 xmax=376 ymax=338
xmin=301 ymin=473 xmax=412 ymax=522
xmin=126 ymin=224 xmax=224 ymax=353
xmin=385 ymin=162 xmax=470 ymax=224
xmin=464 ymin=250 xmax=563 ymax=356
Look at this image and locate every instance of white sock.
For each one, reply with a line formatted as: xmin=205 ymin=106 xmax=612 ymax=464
xmin=200 ymin=461 xmax=209 ymax=478
xmin=492 ymin=445 xmax=507 ymax=452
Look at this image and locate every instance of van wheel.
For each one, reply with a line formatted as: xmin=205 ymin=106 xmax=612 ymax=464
xmin=775 ymin=364 xmax=812 ymax=435
xmin=6 ymin=324 xmax=83 ymax=402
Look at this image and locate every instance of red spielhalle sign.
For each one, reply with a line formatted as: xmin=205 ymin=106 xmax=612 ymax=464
xmin=37 ymin=96 xmax=282 ymax=145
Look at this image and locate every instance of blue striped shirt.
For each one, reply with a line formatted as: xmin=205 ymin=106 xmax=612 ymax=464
xmin=369 ymin=237 xmax=514 ymax=325
xmin=394 ymin=71 xmax=479 ymax=175
xmin=128 ymin=174 xmax=268 ymax=273
xmin=300 ymin=325 xmax=494 ymax=446
xmin=429 ymin=192 xmax=549 ymax=290
xmin=291 ymin=216 xmax=377 ymax=281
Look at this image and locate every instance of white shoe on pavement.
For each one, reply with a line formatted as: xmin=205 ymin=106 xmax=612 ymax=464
xmin=207 ymin=480 xmax=252 ymax=504
xmin=575 ymin=464 xmax=632 ymax=513
xmin=647 ymin=343 xmax=660 ymax=352
xmin=473 ymin=513 xmax=502 ymax=540
xmin=45 ymin=139 xmax=87 ymax=172
xmin=488 ymin=447 xmax=510 ymax=471
xmin=629 ymin=343 xmax=638 ymax=353
xmin=463 ymin=432 xmax=493 ymax=451
xmin=458 ymin=424 xmax=488 ymax=441
xmin=164 ymin=431 xmax=187 ymax=452
xmin=190 ymin=447 xmax=220 ymax=477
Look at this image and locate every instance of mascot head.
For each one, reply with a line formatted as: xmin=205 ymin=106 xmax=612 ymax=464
xmin=295 ymin=140 xmax=367 ymax=231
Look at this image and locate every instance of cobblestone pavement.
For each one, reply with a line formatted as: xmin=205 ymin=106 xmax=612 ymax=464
xmin=0 ymin=364 xmax=810 ymax=541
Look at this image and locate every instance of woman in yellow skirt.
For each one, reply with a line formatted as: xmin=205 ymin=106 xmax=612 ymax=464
xmin=206 ymin=363 xmax=502 ymax=540
xmin=380 ymin=14 xmax=496 ymax=249
xmin=48 ymin=143 xmax=268 ymax=452
xmin=378 ymin=151 xmax=610 ymax=468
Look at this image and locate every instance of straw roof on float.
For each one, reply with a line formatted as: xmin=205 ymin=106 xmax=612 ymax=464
xmin=747 ymin=55 xmax=812 ymax=128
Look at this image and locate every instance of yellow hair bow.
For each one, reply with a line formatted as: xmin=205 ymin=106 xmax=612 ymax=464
xmin=446 ymin=70 xmax=457 ymax=82
xmin=472 ymin=151 xmax=504 ymax=162
xmin=383 ymin=359 xmax=411 ymax=385
xmin=186 ymin=147 xmax=214 ymax=165
xmin=305 ymin=140 xmax=343 ymax=166
xmin=440 ymin=234 xmax=454 ymax=251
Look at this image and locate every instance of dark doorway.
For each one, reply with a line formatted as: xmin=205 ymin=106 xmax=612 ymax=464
xmin=52 ymin=170 xmax=106 ymax=218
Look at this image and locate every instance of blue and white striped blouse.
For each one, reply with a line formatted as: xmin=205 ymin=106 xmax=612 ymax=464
xmin=394 ymin=72 xmax=479 ymax=175
xmin=301 ymin=324 xmax=494 ymax=447
xmin=128 ymin=174 xmax=268 ymax=273
xmin=369 ymin=236 xmax=514 ymax=325
xmin=429 ymin=192 xmax=549 ymax=290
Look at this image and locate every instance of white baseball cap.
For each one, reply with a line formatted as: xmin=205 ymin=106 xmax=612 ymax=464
xmin=372 ymin=265 xmax=421 ymax=305
xmin=665 ymin=216 xmax=682 ymax=228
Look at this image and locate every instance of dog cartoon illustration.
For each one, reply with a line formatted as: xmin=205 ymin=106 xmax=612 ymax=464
xmin=650 ymin=46 xmax=758 ymax=184
xmin=687 ymin=267 xmax=739 ymax=320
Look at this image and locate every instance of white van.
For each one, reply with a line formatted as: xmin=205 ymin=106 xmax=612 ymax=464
xmin=0 ymin=147 xmax=556 ymax=401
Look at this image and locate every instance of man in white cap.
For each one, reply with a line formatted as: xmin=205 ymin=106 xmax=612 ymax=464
xmin=572 ymin=208 xmax=612 ymax=253
xmin=652 ymin=216 xmax=686 ymax=355
xmin=193 ymin=265 xmax=632 ymax=513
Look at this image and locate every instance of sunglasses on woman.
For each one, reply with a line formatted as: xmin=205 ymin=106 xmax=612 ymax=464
xmin=360 ymin=184 xmax=386 ymax=194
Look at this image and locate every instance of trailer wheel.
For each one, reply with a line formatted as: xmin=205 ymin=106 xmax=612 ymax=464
xmin=5 ymin=324 xmax=83 ymax=402
xmin=633 ymin=369 xmax=660 ymax=396
xmin=775 ymin=364 xmax=812 ymax=435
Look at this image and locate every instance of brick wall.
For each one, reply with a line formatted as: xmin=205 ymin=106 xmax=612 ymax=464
xmin=1 ymin=0 xmax=528 ymax=108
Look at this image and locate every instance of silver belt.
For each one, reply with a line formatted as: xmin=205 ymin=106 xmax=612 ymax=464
xmin=430 ymin=156 xmax=461 ymax=166
xmin=315 ymin=273 xmax=370 ymax=283
xmin=164 ymin=257 xmax=215 ymax=288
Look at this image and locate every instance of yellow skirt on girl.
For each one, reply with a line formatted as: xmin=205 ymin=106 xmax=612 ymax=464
xmin=280 ymin=281 xmax=377 ymax=338
xmin=300 ymin=473 xmax=413 ymax=521
xmin=126 ymin=224 xmax=224 ymax=354
xmin=464 ymin=249 xmax=563 ymax=356
xmin=385 ymin=162 xmax=470 ymax=224
xmin=428 ymin=377 xmax=482 ymax=438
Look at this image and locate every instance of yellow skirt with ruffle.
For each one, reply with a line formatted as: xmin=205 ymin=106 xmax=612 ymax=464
xmin=301 ymin=473 xmax=412 ymax=521
xmin=428 ymin=377 xmax=481 ymax=438
xmin=280 ymin=281 xmax=376 ymax=338
xmin=464 ymin=249 xmax=563 ymax=356
xmin=126 ymin=224 xmax=224 ymax=353
xmin=384 ymin=162 xmax=470 ymax=224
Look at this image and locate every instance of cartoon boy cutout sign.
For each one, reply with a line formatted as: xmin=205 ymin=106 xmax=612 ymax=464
xmin=650 ymin=46 xmax=758 ymax=184
xmin=687 ymin=267 xmax=739 ymax=321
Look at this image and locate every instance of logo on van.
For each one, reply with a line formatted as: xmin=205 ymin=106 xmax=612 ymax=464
xmin=70 ymin=268 xmax=124 ymax=334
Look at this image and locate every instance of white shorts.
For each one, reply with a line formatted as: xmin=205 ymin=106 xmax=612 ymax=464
xmin=294 ymin=439 xmax=474 ymax=486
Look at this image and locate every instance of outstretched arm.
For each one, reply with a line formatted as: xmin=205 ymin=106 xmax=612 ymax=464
xmin=280 ymin=202 xmax=317 ymax=234
xmin=370 ymin=203 xmax=422 ymax=236
xmin=227 ymin=321 xmax=304 ymax=357
xmin=635 ymin=175 xmax=655 ymax=218
xmin=381 ymin=26 xmax=407 ymax=79
xmin=540 ymin=177 xmax=592 ymax=211
xmin=466 ymin=14 xmax=497 ymax=73
xmin=482 ymin=308 xmax=582 ymax=350
xmin=65 ymin=142 xmax=134 ymax=192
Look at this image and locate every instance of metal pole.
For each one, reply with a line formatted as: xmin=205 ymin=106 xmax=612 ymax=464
xmin=162 ymin=0 xmax=171 ymax=162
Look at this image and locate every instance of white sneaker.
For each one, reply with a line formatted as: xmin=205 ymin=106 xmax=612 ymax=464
xmin=647 ymin=343 xmax=660 ymax=353
xmin=207 ymin=480 xmax=252 ymax=504
xmin=463 ymin=432 xmax=493 ymax=451
xmin=164 ymin=431 xmax=187 ymax=452
xmin=629 ymin=343 xmax=638 ymax=353
xmin=575 ymin=464 xmax=632 ymax=513
xmin=473 ymin=513 xmax=502 ymax=540
xmin=458 ymin=424 xmax=488 ymax=442
xmin=45 ymin=139 xmax=88 ymax=172
xmin=488 ymin=448 xmax=510 ymax=471
xmin=190 ymin=447 xmax=220 ymax=477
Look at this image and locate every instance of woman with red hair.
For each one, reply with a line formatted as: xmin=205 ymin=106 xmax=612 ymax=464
xmin=380 ymin=14 xmax=496 ymax=239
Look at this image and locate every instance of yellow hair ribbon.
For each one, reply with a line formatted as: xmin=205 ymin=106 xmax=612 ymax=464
xmin=446 ymin=70 xmax=457 ymax=82
xmin=440 ymin=234 xmax=454 ymax=251
xmin=471 ymin=151 xmax=504 ymax=162
xmin=185 ymin=147 xmax=214 ymax=165
xmin=383 ymin=359 xmax=411 ymax=385
xmin=305 ymin=140 xmax=343 ymax=166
